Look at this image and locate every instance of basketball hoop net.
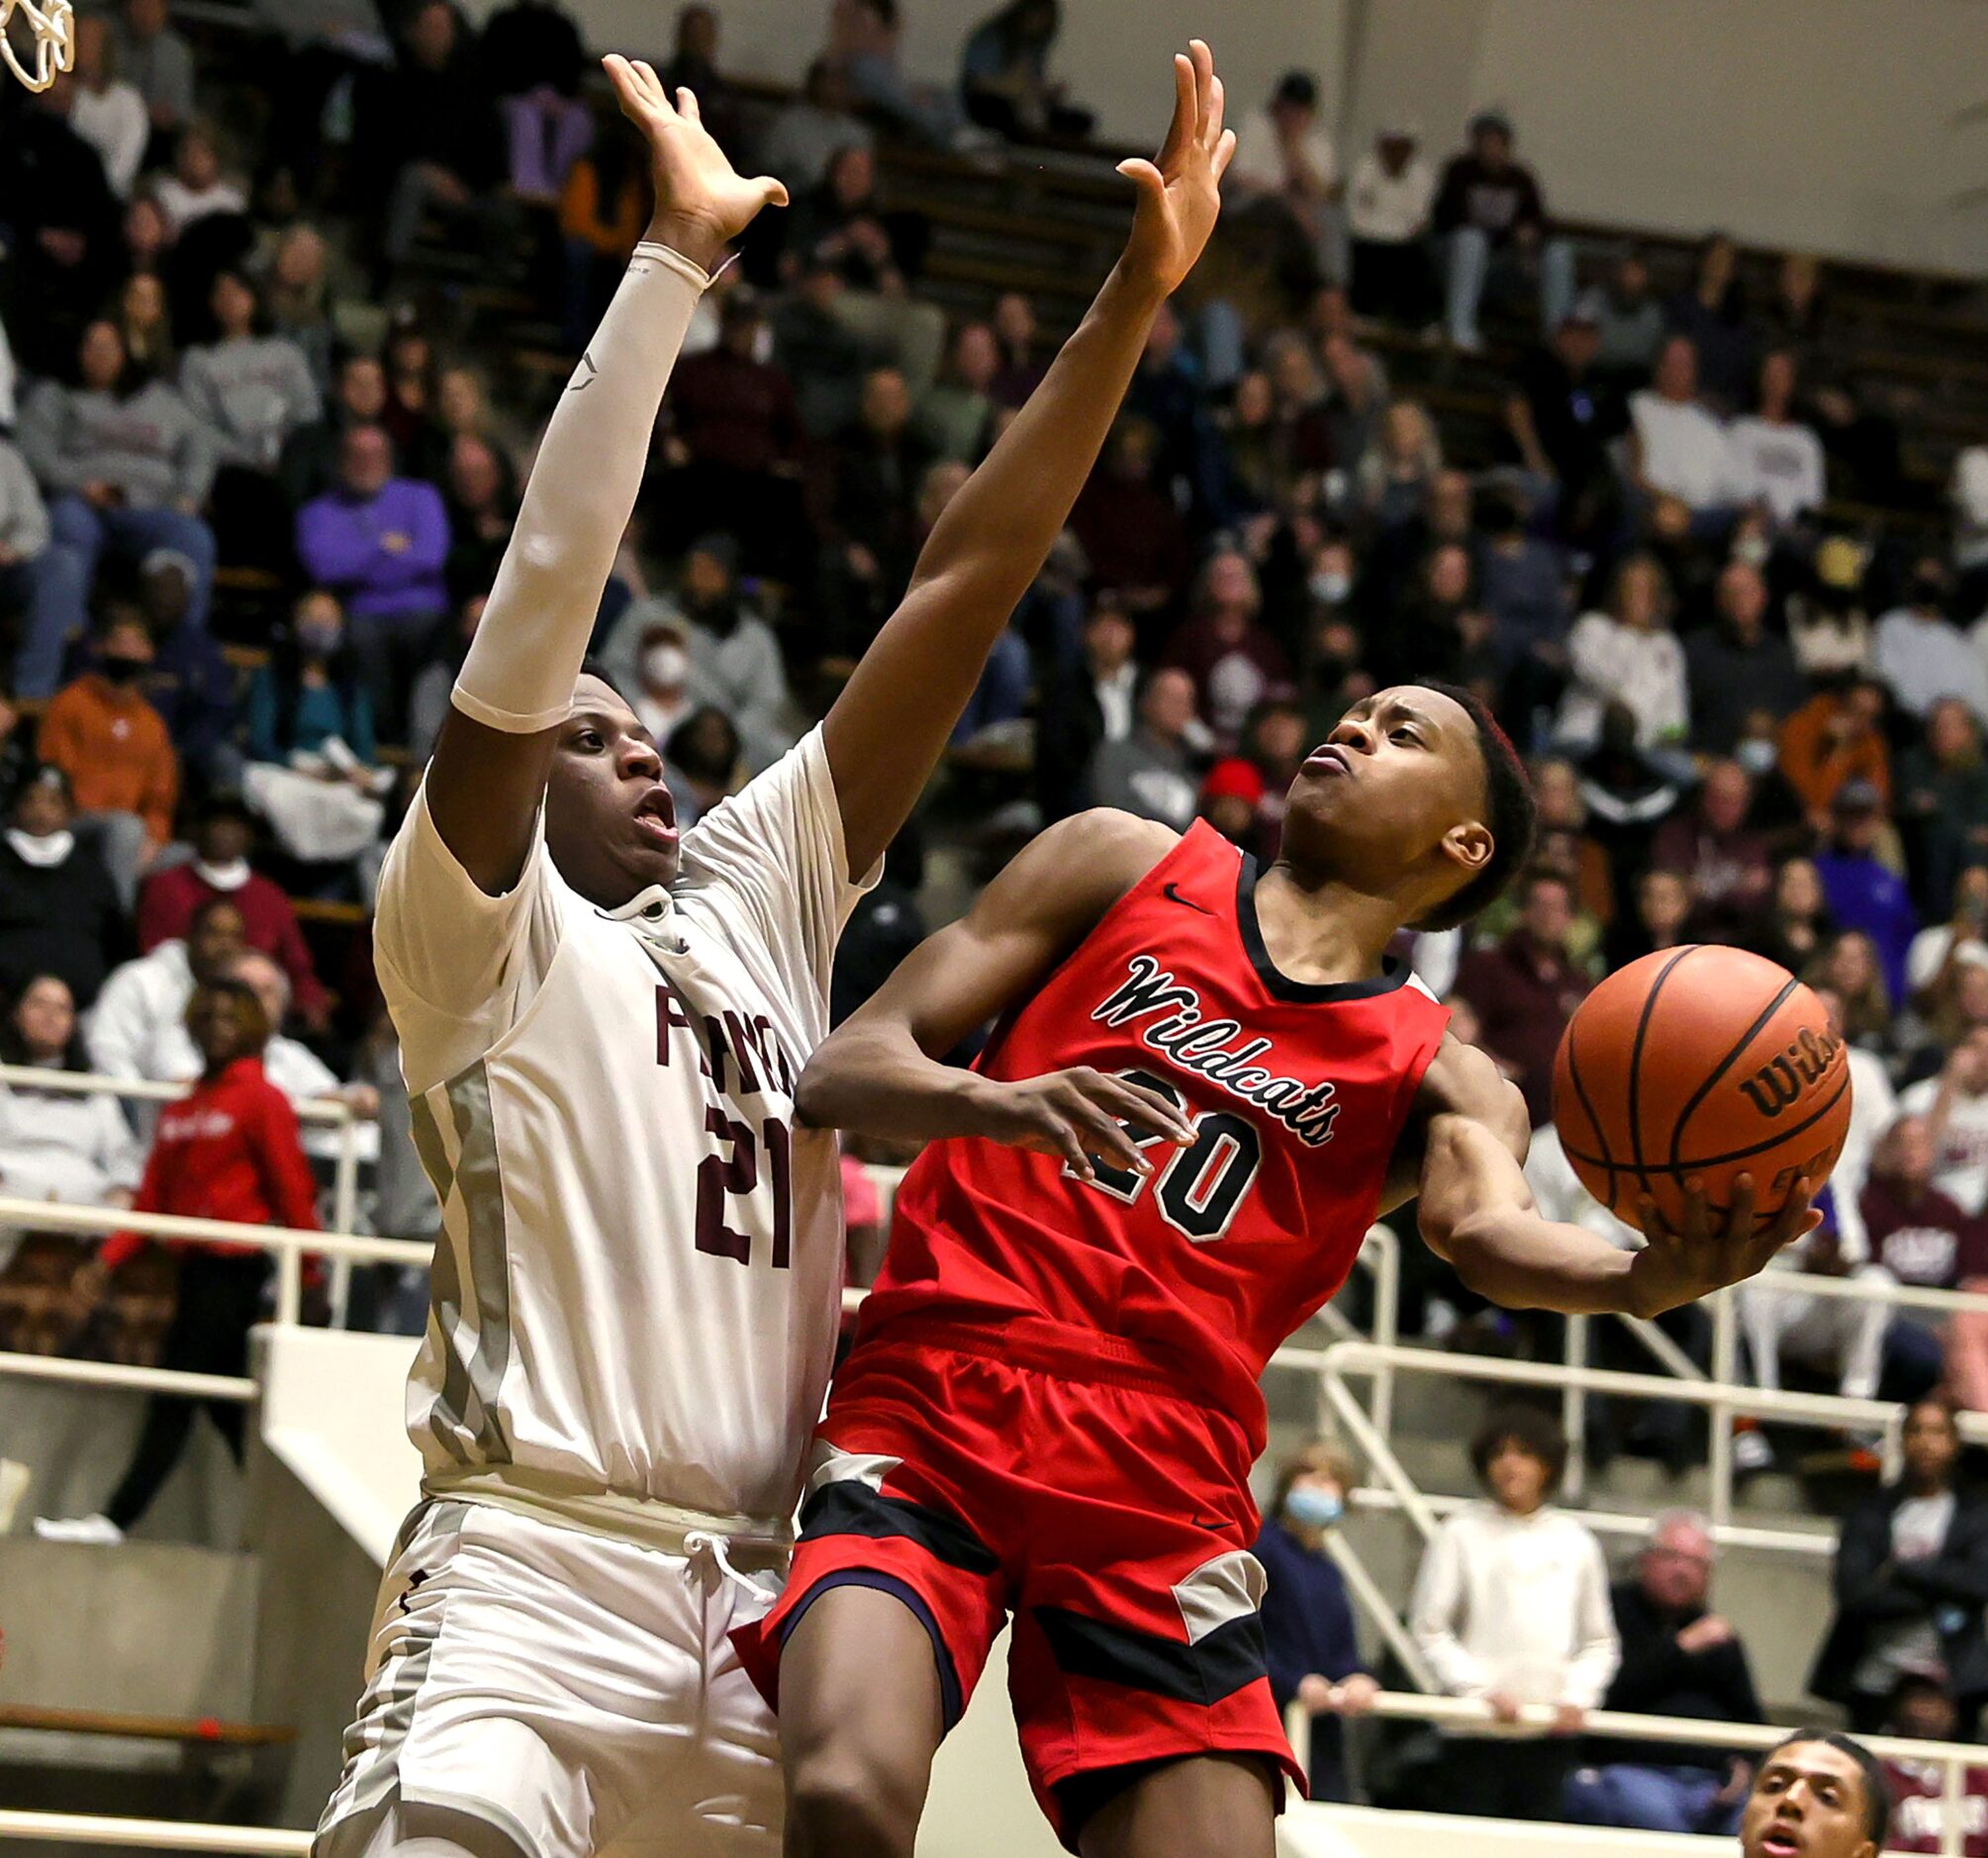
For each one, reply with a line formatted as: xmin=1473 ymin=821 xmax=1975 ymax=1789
xmin=1 ymin=0 xmax=74 ymax=92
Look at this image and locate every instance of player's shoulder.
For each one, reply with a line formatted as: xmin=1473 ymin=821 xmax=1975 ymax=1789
xmin=1044 ymin=807 xmax=1183 ymax=883
xmin=1417 ymin=1031 xmax=1529 ymax=1140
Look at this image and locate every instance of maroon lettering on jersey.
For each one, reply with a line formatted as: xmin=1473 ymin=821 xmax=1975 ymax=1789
xmin=860 ymin=821 xmax=1449 ymax=1455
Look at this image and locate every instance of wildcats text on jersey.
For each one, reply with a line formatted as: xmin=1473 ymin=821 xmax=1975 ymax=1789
xmin=1089 ymin=954 xmax=1343 ymax=1147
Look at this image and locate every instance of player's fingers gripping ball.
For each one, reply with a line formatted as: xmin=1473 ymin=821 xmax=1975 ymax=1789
xmin=1553 ymin=944 xmax=1853 ymax=1237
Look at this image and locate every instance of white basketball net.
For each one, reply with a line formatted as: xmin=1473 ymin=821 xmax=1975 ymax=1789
xmin=1 ymin=0 xmax=74 ymax=92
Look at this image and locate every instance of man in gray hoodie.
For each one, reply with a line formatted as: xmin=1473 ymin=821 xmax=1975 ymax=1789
xmin=15 ymin=320 xmax=217 ymax=699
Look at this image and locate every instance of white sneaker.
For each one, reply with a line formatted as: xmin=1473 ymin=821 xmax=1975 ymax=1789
xmin=0 ymin=1459 xmax=30 ymax=1531
xmin=33 ymin=1513 xmax=124 ymax=1544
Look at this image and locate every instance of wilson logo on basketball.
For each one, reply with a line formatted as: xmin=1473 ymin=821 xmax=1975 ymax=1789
xmin=1737 ymin=1026 xmax=1843 ymax=1118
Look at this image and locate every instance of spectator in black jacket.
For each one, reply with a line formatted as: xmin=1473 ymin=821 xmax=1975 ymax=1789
xmin=1432 ymin=111 xmax=1575 ymax=354
xmin=1565 ymin=1510 xmax=1765 ymax=1835
xmin=0 ymin=766 xmax=127 ymax=1009
xmin=1812 ymin=1396 xmax=1988 ymax=1734
xmin=1256 ymin=1442 xmax=1376 ymax=1803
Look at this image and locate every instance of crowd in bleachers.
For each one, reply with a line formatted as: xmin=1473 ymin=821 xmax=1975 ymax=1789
xmin=4 ymin=0 xmax=1988 ymax=1815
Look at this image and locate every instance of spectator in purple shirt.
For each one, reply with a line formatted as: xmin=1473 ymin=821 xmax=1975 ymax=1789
xmin=1815 ymin=777 xmax=1921 ymax=1010
xmin=294 ymin=422 xmax=449 ymax=742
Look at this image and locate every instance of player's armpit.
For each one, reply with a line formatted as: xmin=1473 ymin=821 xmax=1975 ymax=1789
xmin=1376 ymin=1033 xmax=1528 ymax=1218
xmin=796 ymin=809 xmax=1178 ymax=1147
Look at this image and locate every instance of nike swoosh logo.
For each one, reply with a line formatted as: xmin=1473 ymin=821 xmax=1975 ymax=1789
xmin=1164 ymin=883 xmax=1215 ymax=915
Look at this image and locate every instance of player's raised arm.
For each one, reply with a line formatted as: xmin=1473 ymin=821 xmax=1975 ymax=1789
xmin=820 ymin=41 xmax=1237 ymax=879
xmin=1403 ymin=1036 xmax=1821 ymax=1318
xmin=797 ymin=809 xmax=1195 ymax=1178
xmin=424 ymin=57 xmax=786 ymax=895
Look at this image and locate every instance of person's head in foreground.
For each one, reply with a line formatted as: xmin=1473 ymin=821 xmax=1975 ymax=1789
xmin=1289 ymin=682 xmax=1536 ymax=934
xmin=1739 ymin=1730 xmax=1887 ymax=1858
xmin=1469 ymin=1404 xmax=1564 ymax=1517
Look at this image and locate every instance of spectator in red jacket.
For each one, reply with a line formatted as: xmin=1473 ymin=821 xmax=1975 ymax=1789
xmin=36 ymin=976 xmax=318 ymax=1542
xmin=135 ymin=793 xmax=331 ymax=1030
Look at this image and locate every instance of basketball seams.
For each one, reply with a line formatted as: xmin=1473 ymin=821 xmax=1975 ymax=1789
xmin=1664 ymin=976 xmax=1803 ymax=1173
xmin=1626 ymin=947 xmax=1698 ymax=1203
xmin=1561 ymin=1063 xmax=1851 ymax=1175
xmin=1561 ymin=1030 xmax=1619 ymax=1211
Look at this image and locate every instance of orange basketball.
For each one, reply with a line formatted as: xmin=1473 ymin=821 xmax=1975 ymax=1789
xmin=1552 ymin=945 xmax=1853 ymax=1236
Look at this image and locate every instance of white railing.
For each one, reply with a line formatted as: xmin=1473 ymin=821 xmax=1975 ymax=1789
xmin=1285 ymin=1693 xmax=1985 ymax=1857
xmin=0 ymin=1063 xmax=369 ymax=1237
xmin=0 ymin=1812 xmax=309 ymax=1854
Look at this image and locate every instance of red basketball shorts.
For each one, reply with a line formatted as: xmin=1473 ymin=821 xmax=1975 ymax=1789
xmin=732 ymin=1322 xmax=1302 ymax=1850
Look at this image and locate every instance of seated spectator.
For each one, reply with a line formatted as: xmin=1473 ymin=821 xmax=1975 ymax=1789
xmin=1431 ymin=111 xmax=1575 ymax=353
xmin=1346 ymin=121 xmax=1436 ymax=325
xmin=1590 ymin=246 xmax=1666 ymax=382
xmin=363 ymin=0 xmax=509 ymax=285
xmin=0 ymin=973 xmax=142 ymax=1207
xmin=1160 ymin=549 xmax=1293 ymax=748
xmin=111 ymin=270 xmax=175 ymax=384
xmin=763 ymin=57 xmax=874 ymax=195
xmin=624 ymin=616 xmax=696 ymax=749
xmin=1782 ymin=677 xmax=1892 ymax=831
xmin=1909 ymin=866 xmax=1988 ymax=1008
xmin=137 ymin=792 xmax=332 ymax=1028
xmin=179 ymin=268 xmax=321 ymax=574
xmin=16 ymin=319 xmax=217 ymax=700
xmin=1684 ymin=558 xmax=1806 ymax=757
xmin=62 ymin=15 xmax=148 ymax=200
xmin=1752 ymin=852 xmax=1836 ymax=975
xmin=1810 ymin=984 xmax=1900 ymax=1264
xmin=959 ymin=0 xmax=1091 ymax=142
xmin=1228 ymin=70 xmax=1345 ymax=288
xmin=663 ymin=704 xmax=743 ymax=831
xmin=1729 ymin=349 xmax=1828 ymax=530
xmin=603 ymin=535 xmax=794 ymax=775
xmin=1899 ymin=1028 xmax=1988 ymax=1218
xmin=133 ymin=552 xmax=237 ymax=792
xmin=1664 ymin=232 xmax=1754 ymax=415
xmin=1816 ymin=929 xmax=1899 ymax=1059
xmin=280 ymin=352 xmax=391 ymax=510
xmin=1899 ymin=699 xmax=1988 ymax=922
xmin=380 ymin=320 xmax=438 ymax=458
xmin=1455 ymin=869 xmax=1593 ymax=1126
xmin=38 ymin=615 xmax=178 ymax=906
xmin=0 ymin=434 xmax=52 ymax=661
xmin=1409 ymin=1405 xmax=1618 ymax=1820
xmin=0 ymin=80 xmax=122 ymax=377
xmin=1876 ymin=557 xmax=1988 ymax=728
xmin=228 ymin=949 xmax=378 ymax=1142
xmin=1810 ymin=1396 xmax=1988 ymax=1735
xmin=1627 ymin=334 xmax=1744 ymax=527
xmin=659 ymin=5 xmax=741 ymax=150
xmin=261 ymin=225 xmax=337 ymax=396
xmin=88 ymin=893 xmax=246 ymax=1087
xmin=1815 ymin=779 xmax=1919 ymax=1008
xmin=988 ymin=290 xmax=1046 ymax=409
xmin=1319 ymin=334 xmax=1387 ymax=489
xmin=294 ymin=423 xmax=451 ymax=740
xmin=240 ymin=593 xmax=389 ymax=875
xmin=478 ymin=0 xmax=590 ymax=204
xmin=151 ymin=122 xmax=247 ymax=234
xmin=1504 ymin=305 xmax=1620 ymax=547
xmin=772 ymin=259 xmax=879 ymax=441
xmin=1559 ymin=552 xmax=1688 ymax=754
xmin=0 ymin=768 xmax=125 ymax=1009
xmin=1087 ymin=667 xmax=1200 ymax=832
xmin=1357 ymin=396 xmax=1443 ymax=531
xmin=409 ymin=593 xmax=481 ymax=769
xmin=1606 ymin=865 xmax=1695 ymax=969
xmin=113 ymin=0 xmax=194 ymax=144
xmin=1882 ymin=1671 xmax=1988 ymax=1856
xmin=1564 ymin=1511 xmax=1764 ymax=1837
xmin=783 ymin=145 xmax=913 ymax=296
xmin=1863 ymin=1115 xmax=1979 ymax=1377
xmin=1651 ymin=760 xmax=1773 ymax=934
xmin=1037 ymin=598 xmax=1139 ymax=821
xmin=915 ymin=321 xmax=998 ymax=466
xmin=656 ymin=291 xmax=805 ymax=576
xmin=1256 ymin=1443 xmax=1377 ymax=1804
xmin=825 ymin=0 xmax=959 ymax=147
xmin=441 ymin=436 xmax=516 ymax=600
xmin=38 ymin=975 xmax=317 ymax=1543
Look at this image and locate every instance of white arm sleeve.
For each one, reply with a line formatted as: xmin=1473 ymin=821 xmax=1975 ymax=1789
xmin=452 ymin=240 xmax=710 ymax=734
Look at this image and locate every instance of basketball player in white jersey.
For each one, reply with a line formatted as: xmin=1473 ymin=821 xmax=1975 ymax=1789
xmin=315 ymin=46 xmax=1236 ymax=1858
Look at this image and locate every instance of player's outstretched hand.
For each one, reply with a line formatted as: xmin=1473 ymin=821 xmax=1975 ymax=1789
xmin=1116 ymin=39 xmax=1236 ymax=298
xmin=966 ymin=1068 xmax=1195 ymax=1184
xmin=1622 ymin=1172 xmax=1822 ymax=1318
xmin=604 ymin=53 xmax=788 ymax=262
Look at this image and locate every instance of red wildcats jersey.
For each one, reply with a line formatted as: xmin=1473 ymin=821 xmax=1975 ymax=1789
xmin=860 ymin=821 xmax=1450 ymax=1452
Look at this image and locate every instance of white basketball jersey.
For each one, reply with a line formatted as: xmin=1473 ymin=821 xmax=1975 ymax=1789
xmin=374 ymin=728 xmax=875 ymax=1527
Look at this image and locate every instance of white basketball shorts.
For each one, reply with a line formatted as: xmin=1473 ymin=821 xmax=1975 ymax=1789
xmin=314 ymin=1498 xmax=782 ymax=1858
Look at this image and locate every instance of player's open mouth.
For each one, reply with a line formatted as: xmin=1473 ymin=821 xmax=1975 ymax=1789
xmin=1304 ymin=745 xmax=1351 ymax=777
xmin=634 ymin=787 xmax=679 ymax=847
xmin=1759 ymin=1827 xmax=1801 ymax=1856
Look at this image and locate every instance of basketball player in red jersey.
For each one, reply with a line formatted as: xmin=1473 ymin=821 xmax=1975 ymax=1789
xmin=735 ymin=682 xmax=1820 ymax=1858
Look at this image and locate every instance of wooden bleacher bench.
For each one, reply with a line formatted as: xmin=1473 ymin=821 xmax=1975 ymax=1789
xmin=289 ymin=898 xmax=369 ymax=928
xmin=0 ymin=1704 xmax=293 ymax=1748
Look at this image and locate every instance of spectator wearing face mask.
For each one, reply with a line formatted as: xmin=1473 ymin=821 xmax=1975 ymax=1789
xmin=1256 ymin=1442 xmax=1376 ymax=1804
xmin=630 ymin=618 xmax=696 ymax=748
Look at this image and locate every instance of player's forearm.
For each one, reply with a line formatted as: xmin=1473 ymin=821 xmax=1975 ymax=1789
xmin=451 ymin=233 xmax=709 ymax=735
xmin=796 ymin=1019 xmax=993 ymax=1146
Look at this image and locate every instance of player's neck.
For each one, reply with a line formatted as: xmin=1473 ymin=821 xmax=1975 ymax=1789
xmin=1255 ymin=861 xmax=1400 ymax=988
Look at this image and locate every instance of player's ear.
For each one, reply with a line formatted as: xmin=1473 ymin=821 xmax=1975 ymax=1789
xmin=1441 ymin=819 xmax=1493 ymax=881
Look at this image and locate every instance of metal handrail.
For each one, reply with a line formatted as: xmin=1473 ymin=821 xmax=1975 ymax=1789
xmin=0 ymin=1812 xmax=310 ymax=1854
xmin=0 ymin=1063 xmax=369 ymax=1239
xmin=1284 ymin=1693 xmax=1984 ymax=1856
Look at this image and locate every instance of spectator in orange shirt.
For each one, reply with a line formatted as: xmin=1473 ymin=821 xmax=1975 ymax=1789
xmin=1781 ymin=673 xmax=1892 ymax=832
xmin=36 ymin=611 xmax=180 ymax=909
